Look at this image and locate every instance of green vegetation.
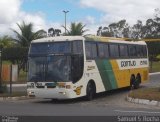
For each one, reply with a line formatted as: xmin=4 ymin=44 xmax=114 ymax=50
xmin=150 ymin=61 xmax=160 ymax=72
xmin=18 ymin=70 xmax=27 ymax=83
xmin=12 ymin=21 xmax=46 ymax=47
xmin=0 ymin=36 xmax=15 ymax=48
xmin=0 ymin=21 xmax=47 ymax=83
xmin=128 ymin=88 xmax=160 ymax=101
xmin=64 ymin=22 xmax=88 ymax=36
xmin=0 ymin=84 xmax=7 ymax=93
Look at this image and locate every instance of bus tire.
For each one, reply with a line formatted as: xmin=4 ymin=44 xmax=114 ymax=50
xmin=86 ymin=81 xmax=96 ymax=101
xmin=130 ymin=75 xmax=135 ymax=89
xmin=135 ymin=74 xmax=141 ymax=89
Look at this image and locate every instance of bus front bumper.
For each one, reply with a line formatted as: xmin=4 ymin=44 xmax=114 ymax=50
xmin=27 ymin=88 xmax=76 ymax=99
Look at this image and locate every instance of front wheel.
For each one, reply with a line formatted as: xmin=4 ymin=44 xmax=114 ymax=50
xmin=86 ymin=82 xmax=95 ymax=101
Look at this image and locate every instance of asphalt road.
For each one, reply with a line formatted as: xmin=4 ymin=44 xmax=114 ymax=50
xmin=1 ymin=73 xmax=160 ymax=117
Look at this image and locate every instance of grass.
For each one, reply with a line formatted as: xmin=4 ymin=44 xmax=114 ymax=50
xmin=150 ymin=61 xmax=160 ymax=73
xmin=17 ymin=70 xmax=27 ymax=83
xmin=128 ymin=88 xmax=160 ymax=101
xmin=0 ymin=91 xmax=27 ymax=97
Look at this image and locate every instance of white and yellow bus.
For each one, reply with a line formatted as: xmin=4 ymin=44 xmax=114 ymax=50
xmin=27 ymin=36 xmax=149 ymax=100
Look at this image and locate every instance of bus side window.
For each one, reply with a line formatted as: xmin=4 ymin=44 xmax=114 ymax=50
xmin=72 ymin=40 xmax=83 ymax=54
xmin=128 ymin=45 xmax=137 ymax=58
xmin=85 ymin=41 xmax=98 ymax=60
xmin=143 ymin=46 xmax=147 ymax=57
xmin=119 ymin=44 xmax=128 ymax=58
xmin=98 ymin=43 xmax=109 ymax=58
xmin=136 ymin=45 xmax=143 ymax=57
xmin=109 ymin=44 xmax=119 ymax=58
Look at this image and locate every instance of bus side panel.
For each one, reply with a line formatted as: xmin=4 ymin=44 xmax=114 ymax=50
xmin=109 ymin=59 xmax=149 ymax=88
xmin=95 ymin=59 xmax=118 ymax=91
xmin=84 ymin=60 xmax=106 ymax=93
xmin=110 ymin=60 xmax=130 ymax=88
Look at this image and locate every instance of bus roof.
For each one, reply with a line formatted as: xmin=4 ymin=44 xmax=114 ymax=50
xmin=31 ymin=36 xmax=146 ymax=45
xmin=31 ymin=36 xmax=84 ymax=43
xmin=85 ymin=36 xmax=146 ymax=45
xmin=142 ymin=39 xmax=160 ymax=42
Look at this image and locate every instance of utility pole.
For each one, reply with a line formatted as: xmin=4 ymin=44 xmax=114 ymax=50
xmin=63 ymin=10 xmax=69 ymax=35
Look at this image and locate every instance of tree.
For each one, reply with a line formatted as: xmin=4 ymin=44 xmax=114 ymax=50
xmin=48 ymin=28 xmax=55 ymax=37
xmin=12 ymin=21 xmax=46 ymax=47
xmin=131 ymin=20 xmax=143 ymax=39
xmin=0 ymin=36 xmax=15 ymax=48
xmin=101 ymin=27 xmax=111 ymax=37
xmin=48 ymin=28 xmax=61 ymax=37
xmin=64 ymin=22 xmax=88 ymax=36
xmin=55 ymin=29 xmax=61 ymax=36
xmin=2 ymin=47 xmax=28 ymax=73
xmin=97 ymin=19 xmax=130 ymax=38
xmin=11 ymin=21 xmax=46 ymax=72
xmin=142 ymin=9 xmax=160 ymax=71
xmin=97 ymin=26 xmax=102 ymax=36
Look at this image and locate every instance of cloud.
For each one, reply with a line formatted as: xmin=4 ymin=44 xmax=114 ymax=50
xmin=18 ymin=12 xmax=47 ymax=31
xmin=0 ymin=0 xmax=21 ymax=24
xmin=84 ymin=16 xmax=95 ymax=25
xmin=80 ymin=0 xmax=160 ymax=25
xmin=0 ymin=0 xmax=63 ymax=37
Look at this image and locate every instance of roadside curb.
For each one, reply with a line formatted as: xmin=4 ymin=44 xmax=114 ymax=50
xmin=126 ymin=95 xmax=160 ymax=106
xmin=149 ymin=72 xmax=160 ymax=75
xmin=0 ymin=96 xmax=34 ymax=101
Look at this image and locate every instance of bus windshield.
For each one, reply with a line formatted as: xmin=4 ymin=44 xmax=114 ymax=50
xmin=28 ymin=56 xmax=71 ymax=82
xmin=28 ymin=40 xmax=84 ymax=83
xmin=30 ymin=42 xmax=71 ymax=54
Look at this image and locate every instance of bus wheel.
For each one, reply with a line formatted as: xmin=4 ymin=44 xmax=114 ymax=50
xmin=130 ymin=75 xmax=135 ymax=90
xmin=86 ymin=81 xmax=96 ymax=101
xmin=135 ymin=74 xmax=141 ymax=89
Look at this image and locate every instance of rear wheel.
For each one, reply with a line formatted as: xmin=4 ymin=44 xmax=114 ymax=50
xmin=86 ymin=82 xmax=96 ymax=101
xmin=135 ymin=74 xmax=141 ymax=89
xmin=130 ymin=74 xmax=141 ymax=89
xmin=130 ymin=75 xmax=135 ymax=89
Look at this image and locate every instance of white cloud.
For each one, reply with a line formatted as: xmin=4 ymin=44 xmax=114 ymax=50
xmin=80 ymin=0 xmax=160 ymax=25
xmin=0 ymin=0 xmax=21 ymax=24
xmin=18 ymin=12 xmax=47 ymax=31
xmin=84 ymin=16 xmax=95 ymax=25
xmin=0 ymin=0 xmax=63 ymax=37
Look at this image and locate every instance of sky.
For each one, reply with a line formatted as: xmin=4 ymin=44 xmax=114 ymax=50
xmin=0 ymin=0 xmax=160 ymax=36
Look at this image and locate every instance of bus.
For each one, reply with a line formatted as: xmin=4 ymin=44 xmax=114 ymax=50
xmin=27 ymin=36 xmax=149 ymax=100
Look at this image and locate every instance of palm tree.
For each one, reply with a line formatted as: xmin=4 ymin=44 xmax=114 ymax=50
xmin=63 ymin=22 xmax=88 ymax=36
xmin=12 ymin=21 xmax=46 ymax=47
xmin=0 ymin=36 xmax=15 ymax=48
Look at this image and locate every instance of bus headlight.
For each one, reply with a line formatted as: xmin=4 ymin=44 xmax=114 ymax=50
xmin=59 ymin=92 xmax=66 ymax=95
xmin=27 ymin=83 xmax=34 ymax=88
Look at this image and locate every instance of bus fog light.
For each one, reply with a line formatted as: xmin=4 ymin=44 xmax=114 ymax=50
xmin=28 ymin=91 xmax=34 ymax=95
xmin=59 ymin=92 xmax=66 ymax=95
